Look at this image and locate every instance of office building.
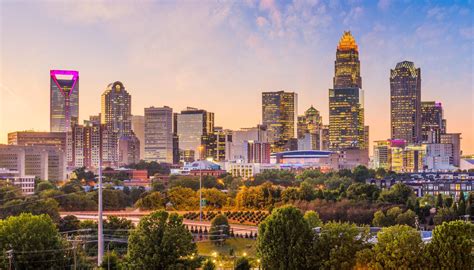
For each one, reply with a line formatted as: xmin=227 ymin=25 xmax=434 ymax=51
xmin=297 ymin=106 xmax=323 ymax=150
xmin=208 ymin=127 xmax=232 ymax=162
xmin=0 ymin=168 xmax=35 ymax=195
xmin=440 ymin=133 xmax=461 ymax=167
xmin=390 ymin=61 xmax=422 ymax=143
xmin=230 ymin=126 xmax=268 ymax=162
xmin=425 ymin=143 xmax=454 ymax=171
xmin=0 ymin=145 xmax=66 ymax=182
xmin=329 ymin=31 xmax=365 ymax=150
xmin=174 ymin=107 xmax=214 ymax=162
xmin=71 ymin=121 xmax=102 ymax=169
xmin=8 ymin=131 xmax=67 ymax=152
xmin=50 ymin=70 xmax=79 ymax=133
xmin=373 ymin=140 xmax=392 ymax=171
xmin=421 ymin=101 xmax=446 ymax=143
xmin=101 ymin=81 xmax=132 ymax=137
xmin=319 ymin=125 xmax=330 ymax=151
xmin=118 ymin=134 xmax=140 ymax=166
xmin=144 ymin=106 xmax=174 ymax=163
xmin=131 ymin=115 xmax=145 ymax=160
xmin=245 ymin=141 xmax=271 ymax=164
xmin=262 ymin=91 xmax=297 ymax=152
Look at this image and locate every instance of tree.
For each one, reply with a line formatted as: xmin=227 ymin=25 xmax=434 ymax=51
xmin=369 ymin=225 xmax=424 ymax=269
xmin=209 ymin=214 xmax=230 ymax=245
xmin=167 ymin=187 xmax=199 ymax=210
xmin=353 ymin=165 xmax=372 ymax=183
xmin=372 ymin=207 xmax=416 ymax=227
xmin=58 ymin=215 xmax=80 ymax=233
xmin=317 ymin=222 xmax=370 ymax=270
xmin=1 ymin=197 xmax=61 ymax=222
xmin=346 ymin=183 xmax=380 ymax=202
xmin=234 ymin=257 xmax=251 ymax=270
xmin=435 ymin=193 xmax=444 ymax=208
xmin=257 ymin=205 xmax=313 ymax=269
xmin=433 ymin=207 xmax=457 ymax=225
xmin=202 ymin=259 xmax=216 ymax=270
xmin=0 ymin=213 xmax=69 ymax=269
xmin=378 ymin=183 xmax=415 ymax=205
xmin=101 ymin=251 xmax=123 ymax=270
xmin=201 ymin=188 xmax=228 ymax=209
xmin=304 ymin=210 xmax=323 ymax=228
xmin=134 ymin=191 xmax=164 ymax=210
xmin=127 ymin=211 xmax=196 ymax=268
xmin=35 ymin=180 xmax=56 ymax=193
xmin=425 ymin=220 xmax=473 ymax=269
xmin=299 ymin=181 xmax=316 ymax=201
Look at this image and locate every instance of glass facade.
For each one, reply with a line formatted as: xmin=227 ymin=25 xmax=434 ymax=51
xmin=144 ymin=106 xmax=174 ymax=163
xmin=50 ymin=70 xmax=79 ymax=133
xmin=390 ymin=61 xmax=421 ymax=144
xmin=262 ymin=91 xmax=297 ymax=152
xmin=421 ymin=101 xmax=445 ymax=143
xmin=174 ymin=107 xmax=214 ymax=162
xmin=101 ymin=81 xmax=132 ymax=138
xmin=329 ymin=32 xmax=365 ymax=150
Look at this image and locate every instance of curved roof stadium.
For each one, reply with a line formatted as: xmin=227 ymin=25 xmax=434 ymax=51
xmin=271 ymin=150 xmax=333 ymax=158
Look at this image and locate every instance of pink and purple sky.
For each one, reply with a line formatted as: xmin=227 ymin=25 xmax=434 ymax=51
xmin=1 ymin=0 xmax=473 ymax=154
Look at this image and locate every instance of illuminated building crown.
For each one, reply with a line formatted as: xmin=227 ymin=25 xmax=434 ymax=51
xmin=337 ymin=31 xmax=358 ymax=52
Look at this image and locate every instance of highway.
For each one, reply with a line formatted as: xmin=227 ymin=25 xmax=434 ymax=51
xmin=60 ymin=211 xmax=258 ymax=235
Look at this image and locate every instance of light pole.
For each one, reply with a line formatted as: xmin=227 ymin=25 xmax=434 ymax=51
xmin=97 ymin=157 xmax=104 ymax=266
xmin=199 ymin=145 xmax=204 ymax=222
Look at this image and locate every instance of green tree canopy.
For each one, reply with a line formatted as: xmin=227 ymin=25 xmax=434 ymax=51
xmin=127 ymin=211 xmax=196 ymax=269
xmin=370 ymin=225 xmax=424 ymax=269
xmin=425 ymin=220 xmax=473 ymax=269
xmin=346 ymin=183 xmax=380 ymax=202
xmin=134 ymin=191 xmax=164 ymax=210
xmin=257 ymin=205 xmax=313 ymax=269
xmin=378 ymin=183 xmax=415 ymax=205
xmin=0 ymin=213 xmax=69 ymax=269
xmin=304 ymin=210 xmax=323 ymax=228
xmin=317 ymin=221 xmax=370 ymax=270
xmin=234 ymin=257 xmax=251 ymax=270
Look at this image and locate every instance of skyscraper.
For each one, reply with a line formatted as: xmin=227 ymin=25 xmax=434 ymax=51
xmin=101 ymin=81 xmax=132 ymax=138
xmin=262 ymin=91 xmax=297 ymax=152
xmin=421 ymin=101 xmax=446 ymax=143
xmin=390 ymin=61 xmax=421 ymax=144
xmin=144 ymin=106 xmax=174 ymax=163
xmin=131 ymin=115 xmax=145 ymax=160
xmin=297 ymin=106 xmax=323 ymax=150
xmin=50 ymin=70 xmax=79 ymax=132
xmin=329 ymin=31 xmax=365 ymax=150
xmin=174 ymin=107 xmax=214 ymax=162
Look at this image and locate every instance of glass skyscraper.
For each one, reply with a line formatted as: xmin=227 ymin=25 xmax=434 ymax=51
xmin=329 ymin=31 xmax=365 ymax=150
xmin=421 ymin=101 xmax=446 ymax=143
xmin=262 ymin=91 xmax=297 ymax=152
xmin=390 ymin=61 xmax=421 ymax=144
xmin=50 ymin=70 xmax=79 ymax=132
xmin=101 ymin=81 xmax=132 ymax=138
xmin=144 ymin=106 xmax=174 ymax=163
xmin=174 ymin=107 xmax=214 ymax=162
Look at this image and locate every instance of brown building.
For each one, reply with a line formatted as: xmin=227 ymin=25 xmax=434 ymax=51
xmin=8 ymin=131 xmax=67 ymax=151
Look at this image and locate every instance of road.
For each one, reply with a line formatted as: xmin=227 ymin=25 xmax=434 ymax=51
xmin=60 ymin=211 xmax=258 ymax=235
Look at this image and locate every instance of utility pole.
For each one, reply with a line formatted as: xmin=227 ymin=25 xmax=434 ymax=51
xmin=97 ymin=157 xmax=104 ymax=266
xmin=6 ymin=250 xmax=13 ymax=270
xmin=199 ymin=145 xmax=203 ymax=222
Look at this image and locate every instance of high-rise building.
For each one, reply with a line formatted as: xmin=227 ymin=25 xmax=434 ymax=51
xmin=230 ymin=126 xmax=268 ymax=162
xmin=246 ymin=141 xmax=271 ymax=163
xmin=207 ymin=127 xmax=232 ymax=162
xmin=101 ymin=81 xmax=132 ymax=138
xmin=174 ymin=107 xmax=214 ymax=162
xmin=72 ymin=121 xmax=102 ymax=169
xmin=421 ymin=101 xmax=446 ymax=143
xmin=0 ymin=145 xmax=66 ymax=182
xmin=329 ymin=31 xmax=365 ymax=150
xmin=50 ymin=70 xmax=79 ymax=133
xmin=118 ymin=134 xmax=140 ymax=166
xmin=262 ymin=91 xmax=297 ymax=152
xmin=131 ymin=115 xmax=145 ymax=160
xmin=297 ymin=106 xmax=323 ymax=150
xmin=8 ymin=131 xmax=67 ymax=152
xmin=440 ymin=133 xmax=461 ymax=167
xmin=390 ymin=61 xmax=422 ymax=144
xmin=373 ymin=140 xmax=392 ymax=171
xmin=144 ymin=106 xmax=174 ymax=163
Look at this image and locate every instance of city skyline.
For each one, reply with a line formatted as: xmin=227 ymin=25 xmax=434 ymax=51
xmin=1 ymin=1 xmax=473 ymax=154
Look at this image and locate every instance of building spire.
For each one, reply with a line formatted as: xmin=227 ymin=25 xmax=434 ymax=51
xmin=337 ymin=31 xmax=358 ymax=52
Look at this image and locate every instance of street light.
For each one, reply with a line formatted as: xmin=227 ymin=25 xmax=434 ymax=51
xmin=198 ymin=145 xmax=204 ymax=222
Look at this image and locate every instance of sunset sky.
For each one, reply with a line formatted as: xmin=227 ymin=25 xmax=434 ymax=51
xmin=1 ymin=0 xmax=473 ymax=155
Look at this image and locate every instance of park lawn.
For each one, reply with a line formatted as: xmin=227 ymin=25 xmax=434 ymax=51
xmin=197 ymin=238 xmax=257 ymax=258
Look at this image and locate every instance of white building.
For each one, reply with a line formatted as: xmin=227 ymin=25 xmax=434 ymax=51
xmin=0 ymin=168 xmax=35 ymax=195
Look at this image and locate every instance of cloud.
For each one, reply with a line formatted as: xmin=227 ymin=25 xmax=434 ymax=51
xmin=256 ymin=16 xmax=268 ymax=27
xmin=377 ymin=0 xmax=391 ymax=11
xmin=343 ymin=6 xmax=364 ymax=25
